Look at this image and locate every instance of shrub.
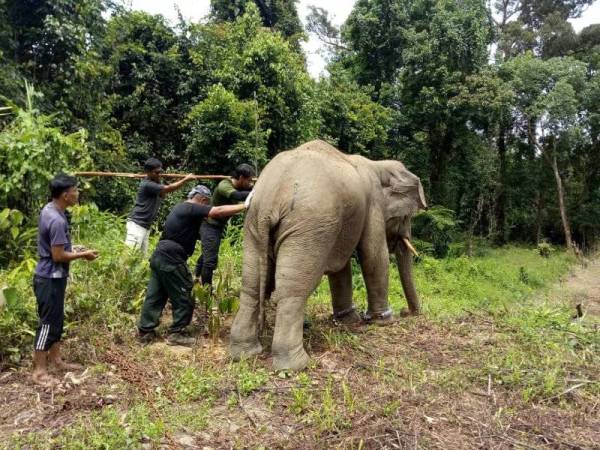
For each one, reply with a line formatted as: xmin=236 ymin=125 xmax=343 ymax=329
xmin=0 ymin=82 xmax=92 ymax=216
xmin=412 ymin=206 xmax=458 ymax=258
xmin=537 ymin=240 xmax=554 ymax=258
xmin=0 ymin=208 xmax=37 ymax=268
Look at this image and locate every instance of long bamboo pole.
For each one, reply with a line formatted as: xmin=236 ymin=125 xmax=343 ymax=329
xmin=74 ymin=171 xmax=231 ymax=180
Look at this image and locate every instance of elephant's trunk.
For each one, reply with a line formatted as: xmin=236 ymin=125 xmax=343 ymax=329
xmin=395 ymin=240 xmax=420 ymax=315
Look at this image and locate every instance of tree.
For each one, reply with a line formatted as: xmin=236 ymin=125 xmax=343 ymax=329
xmin=186 ymin=4 xmax=318 ymax=158
xmin=492 ymin=0 xmax=593 ymax=59
xmin=305 ymin=6 xmax=347 ymax=53
xmin=504 ymin=52 xmax=587 ymax=249
xmin=340 ymin=0 xmax=492 ymax=204
xmin=0 ymin=0 xmax=109 ymax=119
xmin=341 ymin=0 xmax=408 ymax=93
xmin=210 ymin=0 xmax=304 ymax=48
xmin=184 ymin=84 xmax=267 ymax=173
xmin=317 ymin=72 xmax=393 ymax=158
xmin=452 ymin=68 xmax=515 ymax=242
xmin=519 ymin=0 xmax=593 ymax=29
xmin=102 ymin=10 xmax=186 ymax=167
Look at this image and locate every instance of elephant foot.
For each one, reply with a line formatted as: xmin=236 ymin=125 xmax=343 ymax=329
xmin=363 ymin=308 xmax=398 ymax=326
xmin=272 ymin=346 xmax=310 ymax=372
xmin=399 ymin=307 xmax=421 ymax=317
xmin=230 ymin=341 xmax=263 ymax=361
xmin=332 ymin=305 xmax=362 ymax=325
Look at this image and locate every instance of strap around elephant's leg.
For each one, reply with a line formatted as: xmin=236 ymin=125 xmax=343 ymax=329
xmin=332 ymin=304 xmax=357 ymax=323
xmin=362 ymin=308 xmax=393 ymax=322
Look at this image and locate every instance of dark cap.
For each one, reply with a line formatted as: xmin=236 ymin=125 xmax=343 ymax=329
xmin=188 ymin=184 xmax=212 ymax=199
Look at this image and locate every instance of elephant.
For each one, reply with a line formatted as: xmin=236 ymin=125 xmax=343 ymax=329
xmin=230 ymin=140 xmax=427 ymax=371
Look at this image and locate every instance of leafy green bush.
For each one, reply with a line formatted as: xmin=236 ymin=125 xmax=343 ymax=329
xmin=184 ymin=84 xmax=267 ymax=173
xmin=412 ymin=206 xmax=458 ymax=258
xmin=0 ymin=82 xmax=92 ymax=216
xmin=0 ymin=208 xmax=37 ymax=268
xmin=0 ymin=263 xmax=38 ymax=364
xmin=537 ymin=240 xmax=554 ymax=258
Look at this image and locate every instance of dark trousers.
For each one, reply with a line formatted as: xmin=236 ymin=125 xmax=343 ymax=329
xmin=138 ymin=253 xmax=194 ymax=334
xmin=195 ymin=221 xmax=225 ymax=286
xmin=33 ymin=276 xmax=67 ymax=351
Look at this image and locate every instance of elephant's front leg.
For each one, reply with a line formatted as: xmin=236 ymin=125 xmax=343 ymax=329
xmin=271 ymin=240 xmax=326 ymax=371
xmin=328 ymin=261 xmax=361 ymax=324
xmin=357 ymin=211 xmax=394 ymax=324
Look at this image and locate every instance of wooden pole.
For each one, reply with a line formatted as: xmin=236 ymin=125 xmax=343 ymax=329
xmin=74 ymin=171 xmax=231 ymax=180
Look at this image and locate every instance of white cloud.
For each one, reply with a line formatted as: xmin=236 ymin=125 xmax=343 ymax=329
xmin=569 ymin=1 xmax=600 ymax=32
xmin=297 ymin=0 xmax=355 ymax=78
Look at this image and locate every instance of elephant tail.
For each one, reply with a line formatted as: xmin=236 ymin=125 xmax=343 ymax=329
xmin=256 ymin=214 xmax=275 ymax=333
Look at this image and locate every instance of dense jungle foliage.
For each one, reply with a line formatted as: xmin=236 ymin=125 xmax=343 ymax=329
xmin=0 ymin=0 xmax=598 ymax=258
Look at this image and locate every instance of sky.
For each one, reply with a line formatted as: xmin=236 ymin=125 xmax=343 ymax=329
xmin=128 ymin=0 xmax=600 ymax=78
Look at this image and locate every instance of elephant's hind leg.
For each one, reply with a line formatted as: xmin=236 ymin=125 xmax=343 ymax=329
xmin=271 ymin=241 xmax=326 ymax=371
xmin=230 ymin=235 xmax=263 ymax=360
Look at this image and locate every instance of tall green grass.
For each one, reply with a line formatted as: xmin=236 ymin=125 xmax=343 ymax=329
xmin=309 ymin=246 xmax=575 ymax=320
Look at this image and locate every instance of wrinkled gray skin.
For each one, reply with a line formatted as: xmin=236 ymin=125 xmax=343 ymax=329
xmin=230 ymin=140 xmax=427 ymax=371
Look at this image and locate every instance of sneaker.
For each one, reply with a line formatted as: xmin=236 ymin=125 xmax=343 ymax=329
xmin=166 ymin=332 xmax=197 ymax=346
xmin=137 ymin=330 xmax=156 ymax=344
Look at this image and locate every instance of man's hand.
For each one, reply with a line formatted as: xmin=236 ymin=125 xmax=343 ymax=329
xmin=244 ymin=189 xmax=255 ymax=209
xmin=81 ymin=250 xmax=99 ymax=261
xmin=162 ymin=173 xmax=196 ymax=195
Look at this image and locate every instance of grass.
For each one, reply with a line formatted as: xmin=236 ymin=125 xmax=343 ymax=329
xmin=12 ymin=404 xmax=166 ymax=450
xmin=1 ymin=206 xmax=599 ymax=449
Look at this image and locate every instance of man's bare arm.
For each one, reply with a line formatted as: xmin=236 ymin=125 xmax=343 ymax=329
xmin=51 ymin=246 xmax=99 ymax=262
xmin=160 ymin=174 xmax=195 ymax=197
xmin=207 ymin=203 xmax=246 ymax=219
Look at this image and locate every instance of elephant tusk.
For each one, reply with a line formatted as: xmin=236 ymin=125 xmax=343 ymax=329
xmin=402 ymin=237 xmax=419 ymax=257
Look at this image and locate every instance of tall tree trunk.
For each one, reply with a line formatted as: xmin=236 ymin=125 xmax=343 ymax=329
xmin=549 ymin=147 xmax=573 ymax=251
xmin=535 ymin=190 xmax=544 ymax=243
xmin=495 ymin=124 xmax=508 ymax=244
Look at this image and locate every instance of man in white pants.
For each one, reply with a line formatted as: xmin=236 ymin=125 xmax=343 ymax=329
xmin=125 ymin=158 xmax=194 ymax=253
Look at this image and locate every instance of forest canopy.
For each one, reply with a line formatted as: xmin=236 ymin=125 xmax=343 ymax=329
xmin=1 ymin=0 xmax=599 ymax=251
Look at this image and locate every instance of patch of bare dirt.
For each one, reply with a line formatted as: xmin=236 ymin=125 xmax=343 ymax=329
xmin=561 ymin=257 xmax=600 ymax=319
xmin=0 ymin=368 xmax=124 ymax=441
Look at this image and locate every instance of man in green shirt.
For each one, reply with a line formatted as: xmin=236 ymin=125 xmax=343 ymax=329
xmin=195 ymin=164 xmax=255 ymax=287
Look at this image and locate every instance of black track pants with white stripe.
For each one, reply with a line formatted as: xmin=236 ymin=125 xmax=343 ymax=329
xmin=33 ymin=276 xmax=67 ymax=352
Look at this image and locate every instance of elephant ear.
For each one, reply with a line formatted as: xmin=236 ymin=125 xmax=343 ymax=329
xmin=383 ymin=174 xmax=427 ymax=219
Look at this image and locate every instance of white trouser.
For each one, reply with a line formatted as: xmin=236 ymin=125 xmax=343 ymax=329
xmin=125 ymin=220 xmax=151 ymax=254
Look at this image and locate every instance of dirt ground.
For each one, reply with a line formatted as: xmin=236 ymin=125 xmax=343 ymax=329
xmin=1 ymin=259 xmax=599 ymax=449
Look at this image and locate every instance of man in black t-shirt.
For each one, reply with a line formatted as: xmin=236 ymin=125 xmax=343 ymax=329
xmin=125 ymin=157 xmax=195 ymax=254
xmin=137 ymin=185 xmax=247 ymax=346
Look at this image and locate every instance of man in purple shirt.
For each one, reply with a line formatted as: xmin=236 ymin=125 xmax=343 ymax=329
xmin=32 ymin=174 xmax=99 ymax=386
